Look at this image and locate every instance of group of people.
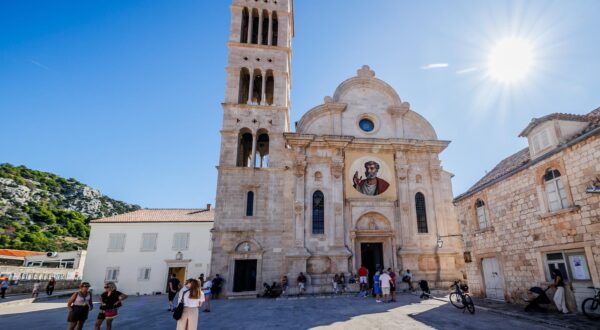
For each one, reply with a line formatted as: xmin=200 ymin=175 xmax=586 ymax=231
xmin=357 ymin=264 xmax=415 ymax=303
xmin=65 ymin=281 xmax=128 ymax=330
xmin=0 ymin=276 xmax=56 ymax=299
xmin=168 ymin=273 xmax=224 ymax=314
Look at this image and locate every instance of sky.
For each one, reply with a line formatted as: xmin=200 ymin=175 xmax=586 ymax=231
xmin=1 ymin=0 xmax=599 ymax=208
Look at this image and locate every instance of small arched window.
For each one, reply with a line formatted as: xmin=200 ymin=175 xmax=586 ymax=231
xmin=240 ymin=7 xmax=249 ymax=43
xmin=238 ymin=68 xmax=250 ymax=104
xmin=271 ymin=12 xmax=278 ymax=46
xmin=246 ymin=191 xmax=254 ymax=216
xmin=312 ymin=191 xmax=324 ymax=235
xmin=543 ymin=169 xmax=568 ymax=212
xmin=475 ymin=199 xmax=488 ymax=229
xmin=415 ymin=192 xmax=428 ymax=233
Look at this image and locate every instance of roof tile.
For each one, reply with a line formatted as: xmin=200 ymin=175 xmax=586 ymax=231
xmin=91 ymin=208 xmax=214 ymax=223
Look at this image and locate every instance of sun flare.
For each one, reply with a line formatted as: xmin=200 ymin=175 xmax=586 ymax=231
xmin=488 ymin=37 xmax=534 ymax=83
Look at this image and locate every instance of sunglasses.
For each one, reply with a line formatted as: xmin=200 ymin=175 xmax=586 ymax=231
xmin=104 ymin=286 xmax=110 ymax=289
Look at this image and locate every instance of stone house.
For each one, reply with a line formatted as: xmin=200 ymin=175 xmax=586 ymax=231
xmin=454 ymin=107 xmax=600 ymax=311
xmin=211 ymin=0 xmax=464 ymax=297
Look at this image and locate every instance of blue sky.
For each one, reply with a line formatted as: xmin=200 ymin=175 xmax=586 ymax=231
xmin=1 ymin=0 xmax=599 ymax=208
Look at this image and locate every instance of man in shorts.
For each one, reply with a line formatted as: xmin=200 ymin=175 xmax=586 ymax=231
xmin=167 ymin=273 xmax=180 ymax=311
xmin=387 ymin=267 xmax=397 ymax=302
xmin=358 ymin=264 xmax=369 ymax=297
xmin=378 ymin=270 xmax=392 ymax=303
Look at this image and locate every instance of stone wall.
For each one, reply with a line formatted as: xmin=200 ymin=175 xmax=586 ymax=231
xmin=456 ymin=133 xmax=600 ymax=309
xmin=2 ymin=279 xmax=80 ymax=295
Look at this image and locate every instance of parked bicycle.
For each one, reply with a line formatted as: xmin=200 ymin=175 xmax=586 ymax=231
xmin=449 ymin=280 xmax=475 ymax=314
xmin=582 ymin=286 xmax=600 ymax=320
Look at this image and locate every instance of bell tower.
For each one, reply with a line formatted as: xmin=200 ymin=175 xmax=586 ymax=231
xmin=211 ymin=0 xmax=294 ymax=295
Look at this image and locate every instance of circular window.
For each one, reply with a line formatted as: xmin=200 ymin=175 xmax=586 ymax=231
xmin=359 ymin=118 xmax=375 ymax=132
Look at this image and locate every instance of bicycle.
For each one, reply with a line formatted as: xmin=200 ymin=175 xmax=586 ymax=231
xmin=449 ymin=280 xmax=475 ymax=314
xmin=582 ymin=286 xmax=600 ymax=320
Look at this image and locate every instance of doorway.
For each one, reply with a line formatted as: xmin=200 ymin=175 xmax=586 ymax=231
xmin=166 ymin=267 xmax=186 ymax=292
xmin=233 ymin=259 xmax=257 ymax=292
xmin=361 ymin=243 xmax=383 ymax=289
xmin=482 ymin=257 xmax=505 ymax=301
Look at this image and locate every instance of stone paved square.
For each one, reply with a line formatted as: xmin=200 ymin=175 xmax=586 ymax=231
xmin=0 ymin=293 xmax=580 ymax=330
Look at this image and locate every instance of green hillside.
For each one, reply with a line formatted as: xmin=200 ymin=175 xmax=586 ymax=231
xmin=0 ymin=163 xmax=140 ymax=251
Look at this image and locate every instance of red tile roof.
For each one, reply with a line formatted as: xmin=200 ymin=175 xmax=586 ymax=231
xmin=0 ymin=249 xmax=45 ymax=258
xmin=91 ymin=208 xmax=214 ymax=223
xmin=456 ymin=107 xmax=600 ymax=201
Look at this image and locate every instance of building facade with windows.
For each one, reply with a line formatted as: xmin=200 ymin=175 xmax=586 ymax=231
xmin=454 ymin=107 xmax=600 ymax=311
xmin=83 ymin=208 xmax=213 ymax=295
xmin=211 ymin=0 xmax=464 ymax=296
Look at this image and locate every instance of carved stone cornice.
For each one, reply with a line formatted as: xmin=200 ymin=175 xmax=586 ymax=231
xmin=387 ymin=103 xmax=410 ymax=118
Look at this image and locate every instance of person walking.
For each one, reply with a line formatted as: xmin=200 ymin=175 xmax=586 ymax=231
xmin=297 ymin=272 xmax=307 ymax=295
xmin=67 ymin=282 xmax=93 ymax=330
xmin=551 ymin=269 xmax=569 ymax=314
xmin=168 ymin=273 xmax=181 ymax=312
xmin=1 ymin=277 xmax=9 ymax=299
xmin=332 ymin=274 xmax=340 ymax=294
xmin=201 ymin=277 xmax=212 ymax=313
xmin=32 ymin=281 xmax=41 ymax=298
xmin=94 ymin=282 xmax=127 ymax=330
xmin=46 ymin=277 xmax=56 ymax=296
xmin=339 ymin=273 xmax=346 ymax=293
xmin=281 ymin=275 xmax=289 ymax=295
xmin=379 ymin=271 xmax=392 ymax=303
xmin=387 ymin=268 xmax=397 ymax=302
xmin=358 ymin=264 xmax=369 ymax=297
xmin=176 ymin=278 xmax=205 ymax=330
xmin=373 ymin=269 xmax=382 ymax=303
xmin=211 ymin=274 xmax=224 ymax=299
xmin=402 ymin=269 xmax=414 ymax=292
xmin=198 ymin=274 xmax=205 ymax=287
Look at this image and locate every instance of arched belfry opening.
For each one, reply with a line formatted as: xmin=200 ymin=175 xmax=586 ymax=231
xmin=251 ymin=9 xmax=259 ymax=44
xmin=265 ymin=70 xmax=274 ymax=105
xmin=255 ymin=129 xmax=270 ymax=168
xmin=251 ymin=69 xmax=263 ymax=105
xmin=238 ymin=68 xmax=250 ymax=104
xmin=261 ymin=10 xmax=269 ymax=45
xmin=271 ymin=12 xmax=278 ymax=46
xmin=237 ymin=128 xmax=253 ymax=167
xmin=240 ymin=7 xmax=249 ymax=43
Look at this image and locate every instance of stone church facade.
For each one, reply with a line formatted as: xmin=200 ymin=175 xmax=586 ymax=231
xmin=211 ymin=0 xmax=464 ymax=296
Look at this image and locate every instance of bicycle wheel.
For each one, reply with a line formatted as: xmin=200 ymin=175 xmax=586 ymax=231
xmin=582 ymin=298 xmax=600 ymax=320
xmin=465 ymin=295 xmax=475 ymax=314
xmin=449 ymin=293 xmax=465 ymax=309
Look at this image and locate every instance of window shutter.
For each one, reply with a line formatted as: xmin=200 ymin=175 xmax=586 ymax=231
xmin=545 ymin=180 xmax=561 ymax=212
xmin=476 ymin=206 xmax=487 ymax=229
xmin=556 ymin=178 xmax=568 ymax=208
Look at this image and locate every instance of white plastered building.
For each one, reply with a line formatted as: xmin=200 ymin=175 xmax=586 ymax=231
xmin=83 ymin=207 xmax=214 ymax=295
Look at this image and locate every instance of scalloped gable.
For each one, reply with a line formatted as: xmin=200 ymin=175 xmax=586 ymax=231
xmin=296 ymin=65 xmax=438 ymax=141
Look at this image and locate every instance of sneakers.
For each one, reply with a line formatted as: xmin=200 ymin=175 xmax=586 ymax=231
xmin=376 ymin=300 xmax=382 ymax=303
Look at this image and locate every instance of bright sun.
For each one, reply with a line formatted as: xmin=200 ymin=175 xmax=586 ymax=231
xmin=488 ymin=37 xmax=534 ymax=83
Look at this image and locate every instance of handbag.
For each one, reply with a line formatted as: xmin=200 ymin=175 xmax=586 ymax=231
xmin=172 ymin=290 xmax=188 ymax=321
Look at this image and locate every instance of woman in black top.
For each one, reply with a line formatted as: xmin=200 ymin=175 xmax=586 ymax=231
xmin=94 ymin=282 xmax=128 ymax=330
xmin=551 ymin=269 xmax=569 ymax=314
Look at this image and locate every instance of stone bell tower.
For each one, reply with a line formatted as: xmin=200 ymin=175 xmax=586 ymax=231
xmin=210 ymin=0 xmax=294 ymax=296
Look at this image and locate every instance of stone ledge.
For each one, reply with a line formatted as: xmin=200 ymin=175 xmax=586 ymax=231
xmin=538 ymin=205 xmax=581 ymax=219
xmin=473 ymin=226 xmax=495 ymax=235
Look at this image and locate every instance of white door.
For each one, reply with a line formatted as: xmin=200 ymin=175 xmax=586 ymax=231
xmin=482 ymin=258 xmax=505 ymax=301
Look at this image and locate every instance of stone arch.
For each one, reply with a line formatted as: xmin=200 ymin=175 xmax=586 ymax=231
xmin=355 ymin=212 xmax=391 ymax=231
xmin=234 ymin=239 xmax=262 ymax=253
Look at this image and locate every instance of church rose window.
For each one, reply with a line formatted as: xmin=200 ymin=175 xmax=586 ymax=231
xmin=359 ymin=118 xmax=375 ymax=132
xmin=312 ymin=191 xmax=325 ymax=234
